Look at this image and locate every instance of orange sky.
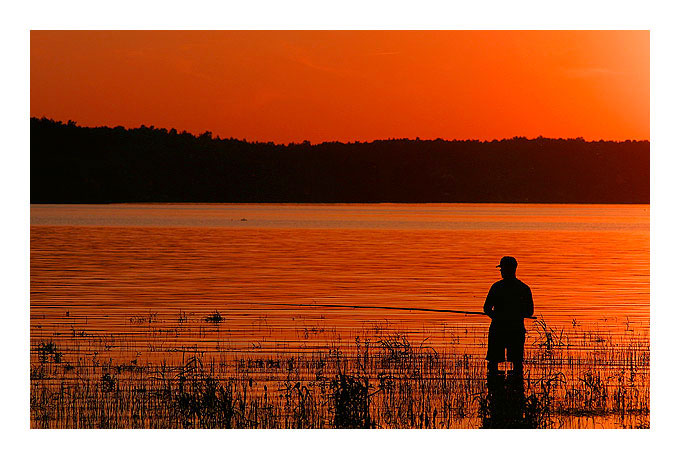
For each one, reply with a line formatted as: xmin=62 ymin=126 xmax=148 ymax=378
xmin=30 ymin=30 xmax=649 ymax=143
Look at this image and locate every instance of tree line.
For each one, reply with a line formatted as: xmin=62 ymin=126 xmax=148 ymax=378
xmin=30 ymin=117 xmax=649 ymax=204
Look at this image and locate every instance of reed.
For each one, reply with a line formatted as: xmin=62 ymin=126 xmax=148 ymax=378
xmin=30 ymin=314 xmax=649 ymax=429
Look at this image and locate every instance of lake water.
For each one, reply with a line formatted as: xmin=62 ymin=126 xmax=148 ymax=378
xmin=30 ymin=204 xmax=650 ymax=428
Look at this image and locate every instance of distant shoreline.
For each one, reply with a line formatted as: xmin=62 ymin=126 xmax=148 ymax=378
xmin=31 ymin=118 xmax=650 ymax=205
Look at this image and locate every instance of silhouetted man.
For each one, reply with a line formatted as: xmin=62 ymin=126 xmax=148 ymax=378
xmin=484 ymin=256 xmax=534 ymax=375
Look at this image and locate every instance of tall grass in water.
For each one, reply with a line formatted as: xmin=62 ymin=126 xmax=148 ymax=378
xmin=30 ymin=315 xmax=649 ymax=428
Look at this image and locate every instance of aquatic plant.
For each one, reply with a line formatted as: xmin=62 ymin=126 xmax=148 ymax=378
xmin=29 ymin=313 xmax=649 ymax=429
xmin=205 ymin=311 xmax=224 ymax=323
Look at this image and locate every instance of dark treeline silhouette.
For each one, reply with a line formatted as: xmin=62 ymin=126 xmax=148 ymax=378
xmin=30 ymin=117 xmax=649 ymax=204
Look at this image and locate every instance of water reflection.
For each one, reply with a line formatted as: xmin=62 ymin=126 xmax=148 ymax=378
xmin=481 ymin=369 xmax=531 ymax=428
xmin=29 ymin=204 xmax=649 ymax=428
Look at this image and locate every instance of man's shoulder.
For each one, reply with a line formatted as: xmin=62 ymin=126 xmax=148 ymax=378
xmin=516 ymin=279 xmax=532 ymax=291
xmin=495 ymin=278 xmax=531 ymax=290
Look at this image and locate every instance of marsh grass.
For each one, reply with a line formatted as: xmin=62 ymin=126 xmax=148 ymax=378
xmin=204 ymin=310 xmax=224 ymax=323
xmin=30 ymin=314 xmax=649 ymax=429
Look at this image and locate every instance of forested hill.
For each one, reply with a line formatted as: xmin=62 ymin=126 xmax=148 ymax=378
xmin=30 ymin=118 xmax=649 ymax=204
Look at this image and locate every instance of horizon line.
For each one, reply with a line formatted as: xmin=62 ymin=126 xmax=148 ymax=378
xmin=30 ymin=116 xmax=651 ymax=145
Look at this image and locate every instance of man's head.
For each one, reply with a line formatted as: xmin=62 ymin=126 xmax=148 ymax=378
xmin=496 ymin=256 xmax=518 ymax=279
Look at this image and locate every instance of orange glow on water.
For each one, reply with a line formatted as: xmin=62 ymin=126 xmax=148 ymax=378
xmin=30 ymin=30 xmax=649 ymax=143
xmin=30 ymin=204 xmax=649 ymax=428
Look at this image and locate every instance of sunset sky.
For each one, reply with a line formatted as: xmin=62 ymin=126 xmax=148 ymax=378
xmin=30 ymin=30 xmax=649 ymax=143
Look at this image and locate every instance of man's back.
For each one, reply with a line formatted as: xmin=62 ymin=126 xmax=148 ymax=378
xmin=484 ymin=278 xmax=534 ymax=326
xmin=484 ymin=256 xmax=533 ymax=372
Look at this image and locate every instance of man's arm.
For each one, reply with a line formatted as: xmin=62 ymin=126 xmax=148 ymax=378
xmin=525 ymin=286 xmax=534 ymax=318
xmin=483 ymin=285 xmax=495 ymax=318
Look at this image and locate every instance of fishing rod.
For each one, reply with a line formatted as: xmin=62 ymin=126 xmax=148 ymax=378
xmin=31 ymin=302 xmax=536 ymax=319
xmin=239 ymin=301 xmax=537 ymax=320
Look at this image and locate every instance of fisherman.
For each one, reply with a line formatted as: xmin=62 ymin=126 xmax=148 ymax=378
xmin=484 ymin=256 xmax=534 ymax=375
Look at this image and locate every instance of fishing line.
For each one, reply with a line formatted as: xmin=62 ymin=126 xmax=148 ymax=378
xmin=237 ymin=301 xmax=537 ymax=319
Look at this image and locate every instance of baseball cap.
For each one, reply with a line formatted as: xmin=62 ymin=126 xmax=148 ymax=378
xmin=496 ymin=256 xmax=518 ymax=268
